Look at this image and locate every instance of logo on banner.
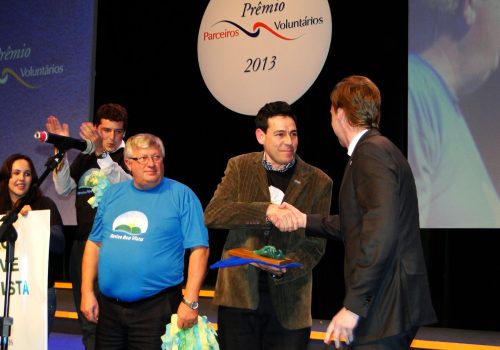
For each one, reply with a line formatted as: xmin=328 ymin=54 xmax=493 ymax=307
xmin=198 ymin=0 xmax=332 ymax=116
xmin=0 ymin=44 xmax=65 ymax=89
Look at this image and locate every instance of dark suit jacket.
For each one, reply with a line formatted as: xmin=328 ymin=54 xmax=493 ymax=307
xmin=307 ymin=129 xmax=436 ymax=343
xmin=205 ymin=152 xmax=333 ymax=329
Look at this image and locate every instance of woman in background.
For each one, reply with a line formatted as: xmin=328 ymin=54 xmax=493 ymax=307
xmin=0 ymin=153 xmax=65 ymax=335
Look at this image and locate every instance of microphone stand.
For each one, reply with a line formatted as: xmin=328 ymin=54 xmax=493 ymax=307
xmin=0 ymin=149 xmax=66 ymax=349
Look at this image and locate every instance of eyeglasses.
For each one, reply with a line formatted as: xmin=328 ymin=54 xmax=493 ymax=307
xmin=129 ymin=155 xmax=163 ymax=165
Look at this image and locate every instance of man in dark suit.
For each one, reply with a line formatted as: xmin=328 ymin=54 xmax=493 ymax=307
xmin=271 ymin=76 xmax=436 ymax=349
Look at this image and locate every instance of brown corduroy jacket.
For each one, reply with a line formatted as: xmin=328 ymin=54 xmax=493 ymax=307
xmin=204 ymin=152 xmax=333 ymax=329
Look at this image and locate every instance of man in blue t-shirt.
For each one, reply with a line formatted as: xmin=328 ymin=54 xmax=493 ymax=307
xmin=81 ymin=133 xmax=209 ymax=349
xmin=408 ymin=0 xmax=500 ymax=228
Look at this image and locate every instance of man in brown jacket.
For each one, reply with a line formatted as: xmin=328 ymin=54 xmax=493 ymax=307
xmin=205 ymin=101 xmax=333 ymax=350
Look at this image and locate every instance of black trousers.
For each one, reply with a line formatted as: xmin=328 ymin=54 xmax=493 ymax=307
xmin=338 ymin=327 xmax=418 ymax=350
xmin=96 ymin=284 xmax=182 ymax=350
xmin=70 ymin=240 xmax=98 ymax=350
xmin=217 ymin=287 xmax=310 ymax=350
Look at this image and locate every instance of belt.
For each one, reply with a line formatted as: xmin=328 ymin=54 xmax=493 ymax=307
xmin=102 ymin=283 xmax=182 ymax=305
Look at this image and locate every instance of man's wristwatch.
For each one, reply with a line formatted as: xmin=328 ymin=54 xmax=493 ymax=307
xmin=182 ymin=297 xmax=199 ymax=310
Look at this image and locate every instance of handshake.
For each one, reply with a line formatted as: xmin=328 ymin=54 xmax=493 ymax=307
xmin=266 ymin=202 xmax=307 ymax=232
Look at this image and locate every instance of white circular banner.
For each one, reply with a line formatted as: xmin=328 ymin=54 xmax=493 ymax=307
xmin=198 ymin=0 xmax=332 ymax=116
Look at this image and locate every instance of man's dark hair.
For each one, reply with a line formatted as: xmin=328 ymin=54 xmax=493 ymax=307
xmin=95 ymin=103 xmax=128 ymax=130
xmin=255 ymin=101 xmax=297 ymax=132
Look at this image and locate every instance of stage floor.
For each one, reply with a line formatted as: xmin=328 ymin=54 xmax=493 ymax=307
xmin=51 ymin=284 xmax=500 ymax=350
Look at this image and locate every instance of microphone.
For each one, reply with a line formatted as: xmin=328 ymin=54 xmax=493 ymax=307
xmin=34 ymin=131 xmax=95 ymax=155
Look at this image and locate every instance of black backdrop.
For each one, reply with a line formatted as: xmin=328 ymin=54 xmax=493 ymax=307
xmin=82 ymin=0 xmax=500 ymax=332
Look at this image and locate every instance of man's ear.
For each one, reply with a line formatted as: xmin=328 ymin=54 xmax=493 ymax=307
xmin=124 ymin=159 xmax=132 ymax=172
xmin=337 ymin=107 xmax=346 ymax=123
xmin=255 ymin=129 xmax=265 ymax=145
